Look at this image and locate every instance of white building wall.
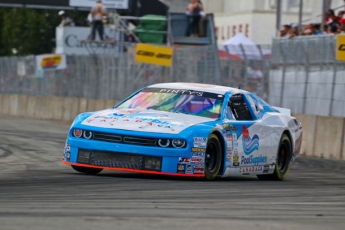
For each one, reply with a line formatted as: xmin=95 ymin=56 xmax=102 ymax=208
xmin=162 ymin=0 xmax=345 ymax=44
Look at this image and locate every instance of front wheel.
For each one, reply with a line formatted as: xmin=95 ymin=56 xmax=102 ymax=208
xmin=72 ymin=165 xmax=103 ymax=175
xmin=257 ymin=134 xmax=292 ymax=181
xmin=204 ymin=134 xmax=222 ymax=180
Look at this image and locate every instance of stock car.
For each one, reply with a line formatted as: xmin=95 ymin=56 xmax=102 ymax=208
xmin=63 ymin=83 xmax=303 ymax=181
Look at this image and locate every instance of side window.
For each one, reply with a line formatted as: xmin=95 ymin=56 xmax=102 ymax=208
xmin=225 ymin=104 xmax=234 ymax=120
xmin=229 ymin=94 xmax=253 ymax=120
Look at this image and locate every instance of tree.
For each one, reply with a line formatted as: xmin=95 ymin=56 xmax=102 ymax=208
xmin=0 ymin=8 xmax=88 ymax=56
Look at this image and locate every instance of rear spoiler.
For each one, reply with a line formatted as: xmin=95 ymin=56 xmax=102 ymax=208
xmin=273 ymin=106 xmax=291 ymax=116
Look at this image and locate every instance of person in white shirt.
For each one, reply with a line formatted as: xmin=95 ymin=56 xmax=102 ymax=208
xmin=90 ymin=0 xmax=108 ymax=40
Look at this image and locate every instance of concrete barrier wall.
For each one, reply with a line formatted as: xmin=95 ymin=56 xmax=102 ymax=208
xmin=0 ymin=94 xmax=117 ymax=123
xmin=0 ymin=94 xmax=344 ymax=160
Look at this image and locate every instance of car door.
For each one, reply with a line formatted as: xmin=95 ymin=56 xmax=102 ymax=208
xmin=222 ymin=93 xmax=271 ymax=174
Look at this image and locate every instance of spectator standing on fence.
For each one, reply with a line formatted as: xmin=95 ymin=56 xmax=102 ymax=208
xmin=187 ymin=0 xmax=203 ymax=37
xmin=58 ymin=11 xmax=75 ymax=27
xmin=90 ymin=0 xmax=107 ymax=41
xmin=198 ymin=0 xmax=207 ymax=37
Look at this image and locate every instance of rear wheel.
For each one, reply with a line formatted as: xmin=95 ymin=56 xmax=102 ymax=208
xmin=72 ymin=165 xmax=103 ymax=175
xmin=257 ymin=134 xmax=292 ymax=181
xmin=204 ymin=134 xmax=222 ymax=180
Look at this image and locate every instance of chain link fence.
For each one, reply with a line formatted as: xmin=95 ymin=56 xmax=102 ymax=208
xmin=0 ymin=44 xmax=270 ymax=101
xmin=269 ymin=35 xmax=345 ymax=117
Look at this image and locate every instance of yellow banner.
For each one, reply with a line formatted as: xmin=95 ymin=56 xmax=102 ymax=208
xmin=135 ymin=43 xmax=173 ymax=67
xmin=40 ymin=55 xmax=62 ymax=68
xmin=336 ymin=34 xmax=345 ymax=61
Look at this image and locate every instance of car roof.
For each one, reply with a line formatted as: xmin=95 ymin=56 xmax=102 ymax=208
xmin=147 ymin=82 xmax=244 ymax=95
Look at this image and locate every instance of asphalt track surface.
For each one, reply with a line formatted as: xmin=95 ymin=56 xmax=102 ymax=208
xmin=1 ymin=116 xmax=345 ymax=230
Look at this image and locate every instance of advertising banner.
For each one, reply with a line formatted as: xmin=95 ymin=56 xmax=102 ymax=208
xmin=69 ymin=0 xmax=129 ymax=9
xmin=336 ymin=34 xmax=345 ymax=61
xmin=135 ymin=43 xmax=173 ymax=67
xmin=55 ymin=26 xmax=120 ymax=55
xmin=36 ymin=54 xmax=67 ymax=71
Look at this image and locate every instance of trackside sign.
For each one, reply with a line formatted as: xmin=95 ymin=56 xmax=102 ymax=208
xmin=336 ymin=34 xmax=345 ymax=61
xmin=135 ymin=43 xmax=174 ymax=67
xmin=36 ymin=54 xmax=67 ymax=71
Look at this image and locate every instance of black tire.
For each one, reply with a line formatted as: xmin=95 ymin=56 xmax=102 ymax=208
xmin=72 ymin=165 xmax=103 ymax=175
xmin=257 ymin=134 xmax=292 ymax=181
xmin=204 ymin=134 xmax=222 ymax=180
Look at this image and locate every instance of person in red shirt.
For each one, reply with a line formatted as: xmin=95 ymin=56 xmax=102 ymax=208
xmin=325 ymin=9 xmax=340 ymax=24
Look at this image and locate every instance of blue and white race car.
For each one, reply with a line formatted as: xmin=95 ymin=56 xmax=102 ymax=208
xmin=63 ymin=83 xmax=303 ymax=180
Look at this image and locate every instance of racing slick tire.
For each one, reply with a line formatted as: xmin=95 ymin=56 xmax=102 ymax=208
xmin=257 ymin=134 xmax=292 ymax=181
xmin=204 ymin=134 xmax=222 ymax=180
xmin=72 ymin=166 xmax=103 ymax=175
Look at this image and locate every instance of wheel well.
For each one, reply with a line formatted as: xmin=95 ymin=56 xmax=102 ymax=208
xmin=282 ymin=130 xmax=293 ymax=155
xmin=212 ymin=131 xmax=225 ymax=175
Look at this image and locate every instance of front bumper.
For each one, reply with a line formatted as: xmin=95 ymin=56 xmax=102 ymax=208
xmin=63 ymin=136 xmax=206 ymax=177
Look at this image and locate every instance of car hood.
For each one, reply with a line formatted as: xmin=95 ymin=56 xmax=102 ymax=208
xmin=80 ymin=108 xmax=214 ymax=134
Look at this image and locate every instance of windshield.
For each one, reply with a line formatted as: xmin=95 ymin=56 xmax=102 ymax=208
xmin=117 ymin=88 xmax=224 ymax=119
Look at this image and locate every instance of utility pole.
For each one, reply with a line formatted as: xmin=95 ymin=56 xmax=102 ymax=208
xmin=321 ymin=0 xmax=326 ymax=31
xmin=298 ymin=0 xmax=303 ymax=35
xmin=276 ymin=0 xmax=282 ymax=37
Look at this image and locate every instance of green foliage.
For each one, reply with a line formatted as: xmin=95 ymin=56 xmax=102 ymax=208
xmin=0 ymin=8 xmax=88 ymax=56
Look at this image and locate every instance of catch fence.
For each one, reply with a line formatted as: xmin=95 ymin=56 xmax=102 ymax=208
xmin=0 ymin=44 xmax=270 ymax=102
xmin=270 ymin=35 xmax=345 ymax=117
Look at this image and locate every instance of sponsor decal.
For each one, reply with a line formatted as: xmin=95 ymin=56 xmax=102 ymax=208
xmin=226 ymin=140 xmax=232 ymax=148
xmin=177 ymin=164 xmax=185 ymax=174
xmin=224 ymin=124 xmax=236 ymax=132
xmin=191 ymin=147 xmax=205 ymax=152
xmin=64 ymin=151 xmax=71 ymax=161
xmin=185 ymin=164 xmax=193 ymax=174
xmin=242 ymin=125 xmax=260 ymax=155
xmin=191 ymin=157 xmax=204 ymax=163
xmin=232 ymin=133 xmax=237 ymax=140
xmin=194 ymin=142 xmax=206 ymax=148
xmin=233 ymin=155 xmax=239 ymax=167
xmin=159 ymin=89 xmax=204 ymax=97
xmin=178 ymin=157 xmax=191 ymax=163
xmin=226 ymin=153 xmax=232 ymax=161
xmin=263 ymin=165 xmax=269 ymax=173
xmin=64 ymin=144 xmax=70 ymax=152
xmin=192 ymin=163 xmax=204 ymax=168
xmin=193 ymin=137 xmax=207 ymax=148
xmin=233 ymin=148 xmax=238 ymax=155
xmin=239 ymin=166 xmax=263 ymax=173
xmin=216 ymin=124 xmax=224 ymax=130
xmin=241 ymin=155 xmax=267 ymax=166
xmin=94 ymin=114 xmax=185 ymax=128
xmin=233 ymin=141 xmax=238 ymax=148
xmin=194 ymin=167 xmax=204 ymax=174
xmin=192 ymin=152 xmax=205 ymax=157
xmin=193 ymin=137 xmax=207 ymax=143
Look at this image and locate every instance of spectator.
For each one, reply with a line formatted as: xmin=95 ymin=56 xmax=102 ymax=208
xmin=280 ymin=25 xmax=291 ymax=38
xmin=311 ymin=24 xmax=323 ymax=35
xmin=338 ymin=10 xmax=344 ymax=19
xmin=198 ymin=0 xmax=207 ymax=37
xmin=187 ymin=0 xmax=203 ymax=37
xmin=90 ymin=0 xmax=108 ymax=41
xmin=58 ymin=11 xmax=75 ymax=27
xmin=339 ymin=17 xmax=345 ymax=33
xmin=325 ymin=9 xmax=340 ymax=24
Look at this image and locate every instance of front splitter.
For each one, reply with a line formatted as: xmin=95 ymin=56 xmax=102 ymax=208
xmin=62 ymin=160 xmax=205 ymax=178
